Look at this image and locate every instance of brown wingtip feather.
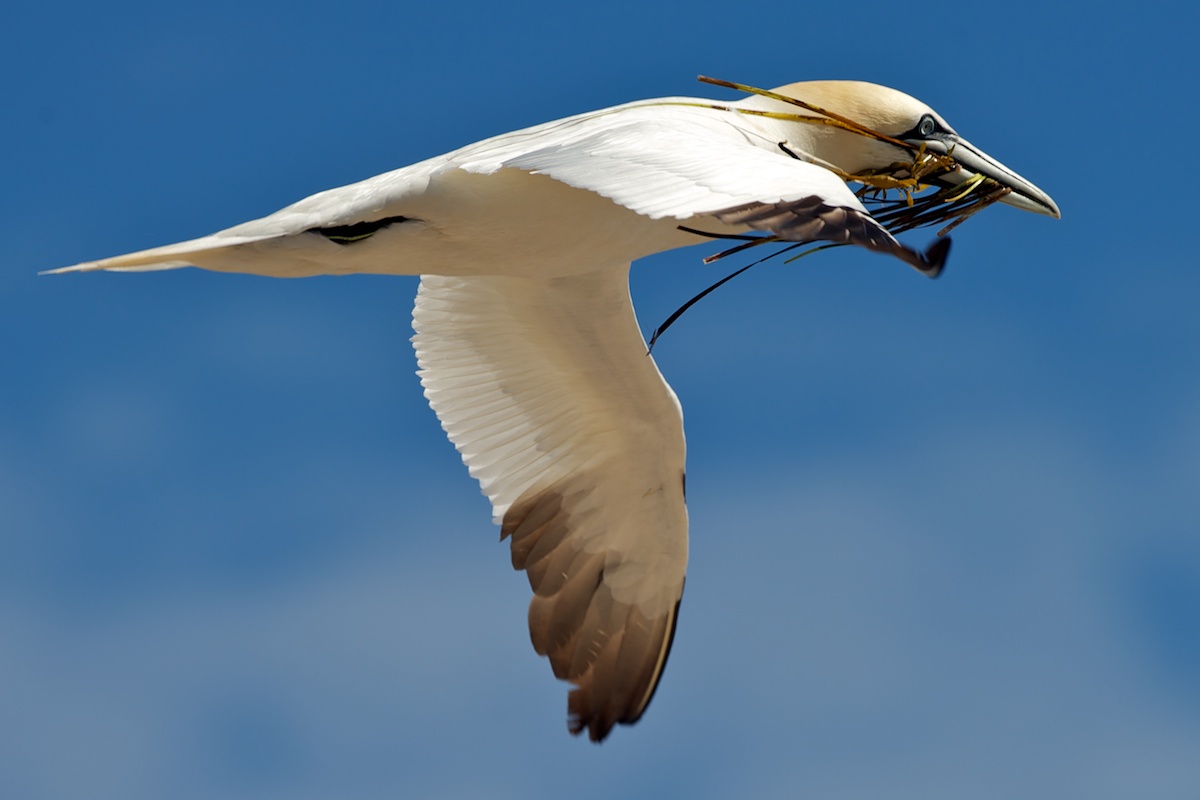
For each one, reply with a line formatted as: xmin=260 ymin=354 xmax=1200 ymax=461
xmin=918 ymin=235 xmax=952 ymax=279
xmin=711 ymin=198 xmax=952 ymax=280
xmin=502 ymin=481 xmax=685 ymax=743
xmin=566 ymin=597 xmax=683 ymax=743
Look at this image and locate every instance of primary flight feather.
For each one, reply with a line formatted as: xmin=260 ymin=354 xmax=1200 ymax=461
xmin=50 ymin=78 xmax=1058 ymax=742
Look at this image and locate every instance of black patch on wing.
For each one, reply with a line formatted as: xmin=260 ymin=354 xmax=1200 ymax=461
xmin=308 ymin=215 xmax=412 ymax=245
xmin=712 ymin=198 xmax=950 ymax=278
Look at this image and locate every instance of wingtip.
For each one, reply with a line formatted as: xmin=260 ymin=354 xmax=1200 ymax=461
xmin=39 ymin=257 xmax=194 ymax=275
xmin=567 ymin=685 xmax=618 ymax=743
xmin=39 ymin=263 xmax=99 ymax=276
xmin=920 ymin=236 xmax=951 ymax=279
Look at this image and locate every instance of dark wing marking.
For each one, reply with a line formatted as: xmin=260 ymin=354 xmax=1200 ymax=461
xmin=502 ymin=477 xmax=683 ymax=743
xmin=712 ymin=198 xmax=951 ymax=277
xmin=307 ymin=214 xmax=413 ymax=245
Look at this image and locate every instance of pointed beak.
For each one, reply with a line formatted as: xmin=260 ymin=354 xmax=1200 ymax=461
xmin=923 ymin=136 xmax=1061 ymax=219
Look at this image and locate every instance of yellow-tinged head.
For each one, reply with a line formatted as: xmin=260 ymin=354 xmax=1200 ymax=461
xmin=740 ymin=80 xmax=1060 ymax=219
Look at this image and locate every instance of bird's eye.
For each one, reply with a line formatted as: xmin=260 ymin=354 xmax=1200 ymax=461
xmin=918 ymin=115 xmax=936 ymax=137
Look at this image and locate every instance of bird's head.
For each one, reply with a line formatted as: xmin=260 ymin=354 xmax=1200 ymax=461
xmin=734 ymin=79 xmax=1060 ymax=221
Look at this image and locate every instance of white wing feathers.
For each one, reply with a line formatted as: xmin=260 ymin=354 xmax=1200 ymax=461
xmin=413 ymin=269 xmax=687 ymax=741
xmin=456 ymin=102 xmax=864 ymax=220
xmin=459 ymin=103 xmax=946 ymax=273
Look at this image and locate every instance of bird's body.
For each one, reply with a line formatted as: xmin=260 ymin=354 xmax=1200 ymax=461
xmin=52 ymin=79 xmax=1058 ymax=741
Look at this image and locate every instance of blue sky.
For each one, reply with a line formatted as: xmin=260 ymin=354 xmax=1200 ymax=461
xmin=3 ymin=1 xmax=1198 ymax=798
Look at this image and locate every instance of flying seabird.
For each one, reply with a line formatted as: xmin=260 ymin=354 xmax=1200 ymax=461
xmin=49 ymin=78 xmax=1059 ymax=742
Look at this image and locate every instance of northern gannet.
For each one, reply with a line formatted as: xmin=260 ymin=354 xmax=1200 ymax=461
xmin=49 ymin=78 xmax=1059 ymax=742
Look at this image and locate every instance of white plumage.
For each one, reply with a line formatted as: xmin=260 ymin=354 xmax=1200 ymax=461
xmin=50 ymin=78 xmax=1058 ymax=741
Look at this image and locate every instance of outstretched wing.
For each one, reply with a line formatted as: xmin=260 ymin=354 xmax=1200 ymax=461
xmin=48 ymin=98 xmax=945 ymax=278
xmin=412 ymin=267 xmax=688 ymax=742
xmin=454 ymin=101 xmax=949 ymax=273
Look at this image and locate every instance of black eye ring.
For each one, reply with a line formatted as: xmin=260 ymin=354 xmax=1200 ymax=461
xmin=918 ymin=115 xmax=936 ymax=137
